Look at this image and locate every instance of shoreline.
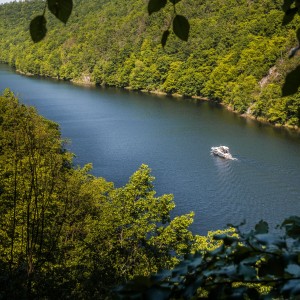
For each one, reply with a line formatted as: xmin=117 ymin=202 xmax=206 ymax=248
xmin=10 ymin=65 xmax=299 ymax=133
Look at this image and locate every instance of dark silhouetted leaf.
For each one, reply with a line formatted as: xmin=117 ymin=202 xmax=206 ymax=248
xmin=146 ymin=287 xmax=171 ymax=299
xmin=148 ymin=0 xmax=167 ymax=15
xmin=281 ymin=216 xmax=300 ymax=237
xmin=30 ymin=15 xmax=47 ymax=43
xmin=213 ymin=234 xmax=227 ymax=240
xmin=210 ymin=244 xmax=224 ymax=256
xmin=258 ymin=256 xmax=285 ymax=277
xmin=255 ymin=220 xmax=269 ymax=234
xmin=173 ymin=15 xmax=189 ymax=41
xmin=255 ymin=233 xmax=285 ymax=248
xmin=282 ymin=7 xmax=298 ymax=25
xmin=161 ymin=30 xmax=170 ymax=48
xmin=282 ymin=66 xmax=300 ymax=96
xmin=169 ymin=0 xmax=182 ymax=4
xmin=282 ymin=0 xmax=294 ymax=12
xmin=238 ymin=264 xmax=256 ymax=280
xmin=47 ymin=0 xmax=73 ymax=24
xmin=246 ymin=288 xmax=260 ymax=299
xmin=282 ymin=279 xmax=300 ymax=297
xmin=286 ymin=264 xmax=300 ymax=276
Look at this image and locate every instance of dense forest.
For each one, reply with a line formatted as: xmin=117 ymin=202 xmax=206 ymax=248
xmin=2 ymin=90 xmax=300 ymax=299
xmin=0 ymin=89 xmax=206 ymax=298
xmin=1 ymin=0 xmax=300 ymax=298
xmin=0 ymin=0 xmax=299 ymax=128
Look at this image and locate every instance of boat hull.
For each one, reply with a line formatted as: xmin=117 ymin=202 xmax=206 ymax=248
xmin=211 ymin=146 xmax=235 ymax=160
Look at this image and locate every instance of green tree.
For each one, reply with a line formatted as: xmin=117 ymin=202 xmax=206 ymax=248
xmin=0 ymin=90 xmax=73 ymax=297
xmin=0 ymin=92 xmax=197 ymax=298
xmin=58 ymin=164 xmax=195 ymax=297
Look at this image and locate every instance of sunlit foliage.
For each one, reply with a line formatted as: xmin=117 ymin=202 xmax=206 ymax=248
xmin=0 ymin=0 xmax=299 ymax=127
xmin=0 ymin=91 xmax=197 ymax=298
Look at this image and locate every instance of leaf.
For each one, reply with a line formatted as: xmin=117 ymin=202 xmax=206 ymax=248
xmin=232 ymin=246 xmax=252 ymax=264
xmin=169 ymin=0 xmax=182 ymax=4
xmin=255 ymin=220 xmax=269 ymax=234
xmin=213 ymin=234 xmax=227 ymax=240
xmin=282 ymin=279 xmax=300 ymax=297
xmin=281 ymin=216 xmax=300 ymax=237
xmin=238 ymin=263 xmax=256 ymax=280
xmin=282 ymin=0 xmax=295 ymax=12
xmin=148 ymin=0 xmax=167 ymax=15
xmin=245 ymin=288 xmax=260 ymax=299
xmin=183 ymin=280 xmax=202 ymax=299
xmin=258 ymin=257 xmax=285 ymax=277
xmin=172 ymin=15 xmax=190 ymax=41
xmin=210 ymin=244 xmax=224 ymax=256
xmin=254 ymin=233 xmax=285 ymax=248
xmin=30 ymin=15 xmax=47 ymax=43
xmin=285 ymin=264 xmax=300 ymax=276
xmin=282 ymin=66 xmax=300 ymax=96
xmin=161 ymin=30 xmax=170 ymax=48
xmin=47 ymin=0 xmax=73 ymax=24
xmin=146 ymin=287 xmax=172 ymax=299
xmin=282 ymin=7 xmax=298 ymax=25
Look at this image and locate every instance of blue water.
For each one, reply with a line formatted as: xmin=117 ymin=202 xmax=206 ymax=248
xmin=1 ymin=63 xmax=300 ymax=234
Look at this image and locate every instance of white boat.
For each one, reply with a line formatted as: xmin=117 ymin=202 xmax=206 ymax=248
xmin=211 ymin=146 xmax=235 ymax=160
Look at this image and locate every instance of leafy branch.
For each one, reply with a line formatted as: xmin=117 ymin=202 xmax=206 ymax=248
xmin=30 ymin=0 xmax=190 ymax=46
xmin=115 ymin=217 xmax=300 ymax=299
xmin=148 ymin=0 xmax=189 ymax=46
xmin=30 ymin=0 xmax=73 ymax=42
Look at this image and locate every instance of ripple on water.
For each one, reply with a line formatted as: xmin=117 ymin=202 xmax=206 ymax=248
xmin=1 ymin=63 xmax=300 ymax=235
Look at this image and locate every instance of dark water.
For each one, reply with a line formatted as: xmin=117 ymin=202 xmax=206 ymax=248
xmin=1 ymin=63 xmax=300 ymax=235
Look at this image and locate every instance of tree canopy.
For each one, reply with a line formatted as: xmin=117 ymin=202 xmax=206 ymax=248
xmin=0 ymin=90 xmax=199 ymax=298
xmin=0 ymin=0 xmax=299 ymax=129
xmin=25 ymin=0 xmax=300 ymax=99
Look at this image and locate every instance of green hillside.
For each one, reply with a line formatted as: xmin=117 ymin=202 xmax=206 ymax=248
xmin=0 ymin=0 xmax=299 ymax=128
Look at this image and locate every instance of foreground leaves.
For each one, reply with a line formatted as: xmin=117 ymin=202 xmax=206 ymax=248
xmin=282 ymin=65 xmax=300 ymax=96
xmin=30 ymin=15 xmax=47 ymax=42
xmin=148 ymin=0 xmax=167 ymax=15
xmin=116 ymin=217 xmax=300 ymax=299
xmin=30 ymin=0 xmax=72 ymax=43
xmin=172 ymin=15 xmax=189 ymax=41
xmin=47 ymin=0 xmax=73 ymax=24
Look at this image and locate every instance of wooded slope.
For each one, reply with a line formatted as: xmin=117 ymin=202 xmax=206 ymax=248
xmin=0 ymin=0 xmax=299 ymax=128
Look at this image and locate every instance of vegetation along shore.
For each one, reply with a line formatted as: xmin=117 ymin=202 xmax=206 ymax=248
xmin=0 ymin=0 xmax=300 ymax=130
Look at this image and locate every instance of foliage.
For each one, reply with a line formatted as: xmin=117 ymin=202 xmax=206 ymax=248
xmin=0 ymin=0 xmax=299 ymax=128
xmin=20 ymin=0 xmax=300 ymax=98
xmin=115 ymin=218 xmax=300 ymax=299
xmin=27 ymin=0 xmax=189 ymax=45
xmin=0 ymin=89 xmax=74 ymax=298
xmin=0 ymin=91 xmax=196 ymax=298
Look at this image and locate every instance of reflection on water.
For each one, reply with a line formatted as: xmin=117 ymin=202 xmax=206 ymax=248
xmin=1 ymin=63 xmax=300 ymax=235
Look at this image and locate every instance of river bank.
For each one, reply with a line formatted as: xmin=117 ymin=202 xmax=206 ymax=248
xmin=2 ymin=61 xmax=300 ymax=235
xmin=11 ymin=64 xmax=299 ymax=133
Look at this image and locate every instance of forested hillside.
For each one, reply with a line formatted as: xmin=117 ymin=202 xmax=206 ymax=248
xmin=0 ymin=89 xmax=203 ymax=298
xmin=3 ymin=90 xmax=300 ymax=299
xmin=0 ymin=0 xmax=299 ymax=128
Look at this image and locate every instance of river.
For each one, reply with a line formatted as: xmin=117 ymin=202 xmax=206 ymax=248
xmin=1 ymin=63 xmax=300 ymax=235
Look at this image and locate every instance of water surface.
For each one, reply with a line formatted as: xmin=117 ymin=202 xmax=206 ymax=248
xmin=1 ymin=63 xmax=300 ymax=234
